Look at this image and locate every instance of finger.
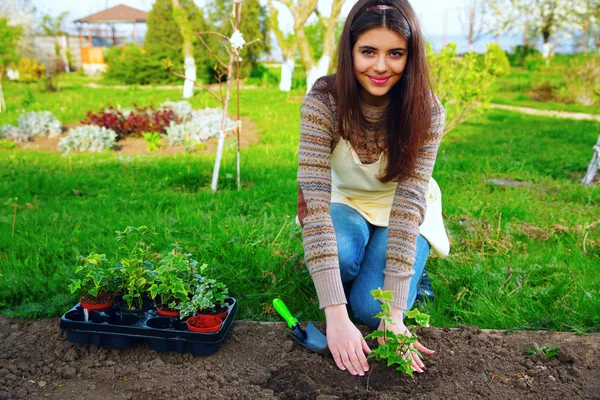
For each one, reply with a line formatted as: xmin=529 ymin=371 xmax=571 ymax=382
xmin=412 ymin=351 xmax=425 ymax=370
xmin=347 ymin=348 xmax=365 ymax=376
xmin=355 ymin=345 xmax=370 ymax=373
xmin=331 ymin=349 xmax=346 ymax=371
xmin=413 ymin=342 xmax=435 ymax=355
xmin=361 ymin=338 xmax=371 ymax=356
xmin=411 ymin=358 xmax=423 ymax=373
xmin=340 ymin=351 xmax=358 ymax=375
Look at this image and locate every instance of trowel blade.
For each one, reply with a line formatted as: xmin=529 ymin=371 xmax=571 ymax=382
xmin=291 ymin=321 xmax=328 ymax=353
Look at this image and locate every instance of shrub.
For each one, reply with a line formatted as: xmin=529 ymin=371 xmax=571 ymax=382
xmin=427 ymin=43 xmax=497 ymax=134
xmin=105 ymin=45 xmax=173 ymax=85
xmin=564 ymin=56 xmax=600 ymax=106
xmin=82 ymin=104 xmax=177 ymax=140
xmin=58 ymin=125 xmax=117 ymax=154
xmin=524 ymin=52 xmax=546 ymax=71
xmin=165 ymin=108 xmax=235 ymax=146
xmin=485 ymin=43 xmax=510 ymax=77
xmin=161 ymin=100 xmax=193 ymax=122
xmin=17 ymin=111 xmax=61 ymax=137
xmin=1 ymin=124 xmax=29 ymax=143
xmin=508 ymin=44 xmax=540 ymax=67
xmin=7 ymin=58 xmax=46 ymax=82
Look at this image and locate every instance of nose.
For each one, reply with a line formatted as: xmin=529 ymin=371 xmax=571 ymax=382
xmin=373 ymin=56 xmax=388 ymax=74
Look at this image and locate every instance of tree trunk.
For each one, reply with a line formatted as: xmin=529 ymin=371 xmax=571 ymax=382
xmin=172 ymin=0 xmax=196 ymax=99
xmin=60 ymin=35 xmax=70 ymax=73
xmin=468 ymin=6 xmax=475 ymax=51
xmin=0 ymin=81 xmax=6 ymax=113
xmin=279 ymin=57 xmax=295 ymax=92
xmin=583 ymin=20 xmax=589 ymax=54
xmin=581 ymin=135 xmax=600 ymax=185
xmin=211 ymin=51 xmax=236 ymax=193
xmin=306 ymin=56 xmax=330 ymax=92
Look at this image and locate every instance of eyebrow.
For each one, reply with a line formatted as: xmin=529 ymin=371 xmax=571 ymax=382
xmin=358 ymin=45 xmax=407 ymax=52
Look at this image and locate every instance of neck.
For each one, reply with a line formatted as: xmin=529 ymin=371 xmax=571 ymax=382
xmin=359 ymin=88 xmax=390 ymax=108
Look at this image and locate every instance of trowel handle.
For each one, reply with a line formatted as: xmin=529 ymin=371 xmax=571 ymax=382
xmin=273 ymin=298 xmax=298 ymax=329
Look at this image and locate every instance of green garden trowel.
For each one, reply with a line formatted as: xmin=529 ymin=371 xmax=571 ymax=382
xmin=273 ymin=298 xmax=328 ymax=353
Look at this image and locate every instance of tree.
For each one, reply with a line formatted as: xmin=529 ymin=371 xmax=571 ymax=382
xmin=40 ymin=11 xmax=70 ymax=73
xmin=481 ymin=0 xmax=518 ymax=43
xmin=273 ymin=0 xmax=346 ymax=92
xmin=205 ymin=0 xmax=270 ymax=79
xmin=567 ymin=0 xmax=599 ymax=53
xmin=0 ymin=0 xmax=36 ymax=58
xmin=459 ymin=0 xmax=487 ymax=51
xmin=0 ymin=17 xmax=22 ymax=112
xmin=267 ymin=0 xmax=297 ymax=91
xmin=145 ymin=0 xmax=212 ymax=83
xmin=172 ymin=0 xmax=196 ymax=98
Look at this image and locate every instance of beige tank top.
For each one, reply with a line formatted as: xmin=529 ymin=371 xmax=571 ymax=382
xmin=330 ymin=138 xmax=450 ymax=258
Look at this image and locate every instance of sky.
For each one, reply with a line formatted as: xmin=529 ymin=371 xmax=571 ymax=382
xmin=36 ymin=0 xmax=470 ymax=37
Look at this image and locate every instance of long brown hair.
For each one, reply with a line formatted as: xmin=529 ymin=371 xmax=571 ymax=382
xmin=321 ymin=0 xmax=433 ymax=183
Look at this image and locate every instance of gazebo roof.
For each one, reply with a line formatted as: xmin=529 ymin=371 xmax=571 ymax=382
xmin=74 ymin=4 xmax=148 ymax=24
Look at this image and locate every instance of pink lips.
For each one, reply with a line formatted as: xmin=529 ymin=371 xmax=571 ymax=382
xmin=368 ymin=76 xmax=390 ymax=85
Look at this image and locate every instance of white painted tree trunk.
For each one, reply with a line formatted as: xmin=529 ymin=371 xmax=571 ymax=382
xmin=542 ymin=42 xmax=553 ymax=59
xmin=581 ymin=135 xmax=600 ymax=185
xmin=0 ymin=82 xmax=6 ymax=113
xmin=183 ymin=56 xmax=196 ymax=99
xmin=305 ymin=55 xmax=330 ymax=94
xmin=279 ymin=57 xmax=295 ymax=92
xmin=60 ymin=35 xmax=70 ymax=73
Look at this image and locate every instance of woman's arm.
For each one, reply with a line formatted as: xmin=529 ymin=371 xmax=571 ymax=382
xmin=298 ymin=89 xmax=346 ymax=308
xmin=383 ymin=94 xmax=446 ymax=310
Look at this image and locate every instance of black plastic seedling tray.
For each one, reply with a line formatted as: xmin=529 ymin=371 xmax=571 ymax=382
xmin=59 ymin=297 xmax=237 ymax=355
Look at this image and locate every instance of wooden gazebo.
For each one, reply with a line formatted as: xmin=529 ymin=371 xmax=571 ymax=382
xmin=74 ymin=4 xmax=148 ymax=64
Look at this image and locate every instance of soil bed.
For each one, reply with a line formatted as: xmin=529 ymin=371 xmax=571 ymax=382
xmin=0 ymin=317 xmax=598 ymax=400
xmin=16 ymin=116 xmax=259 ymax=156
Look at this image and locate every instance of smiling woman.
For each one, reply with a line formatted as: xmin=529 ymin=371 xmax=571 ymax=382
xmin=296 ymin=0 xmax=449 ymax=379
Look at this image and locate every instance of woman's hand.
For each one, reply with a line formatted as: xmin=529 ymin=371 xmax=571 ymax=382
xmin=377 ymin=306 xmax=435 ymax=374
xmin=324 ymin=304 xmax=371 ymax=376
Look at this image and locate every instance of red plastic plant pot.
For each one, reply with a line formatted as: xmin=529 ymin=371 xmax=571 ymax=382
xmin=156 ymin=306 xmax=180 ymax=318
xmin=80 ymin=293 xmax=115 ymax=311
xmin=186 ymin=315 xmax=223 ymax=333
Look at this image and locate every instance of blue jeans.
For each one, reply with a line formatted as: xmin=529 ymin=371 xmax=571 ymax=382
xmin=331 ymin=203 xmax=431 ymax=329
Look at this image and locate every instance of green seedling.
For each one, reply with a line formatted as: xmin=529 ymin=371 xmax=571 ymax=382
xmin=149 ymin=246 xmax=197 ymax=310
xmin=524 ymin=342 xmax=560 ymax=359
xmin=69 ymin=253 xmax=116 ymax=298
xmin=364 ymin=289 xmax=431 ymax=376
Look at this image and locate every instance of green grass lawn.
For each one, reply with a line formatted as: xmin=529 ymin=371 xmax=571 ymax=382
xmin=490 ymin=54 xmax=600 ymax=115
xmin=1 ymin=75 xmax=599 ymax=333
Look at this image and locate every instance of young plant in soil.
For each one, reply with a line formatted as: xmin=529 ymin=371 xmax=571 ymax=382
xmin=149 ymin=246 xmax=197 ymax=314
xmin=365 ymin=289 xmax=430 ymax=376
xmin=69 ymin=253 xmax=117 ymax=307
xmin=113 ymin=226 xmax=156 ymax=311
xmin=176 ymin=268 xmax=229 ymax=319
xmin=524 ymin=342 xmax=560 ymax=359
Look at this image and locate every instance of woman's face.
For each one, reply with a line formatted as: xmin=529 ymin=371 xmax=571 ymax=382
xmin=352 ymin=27 xmax=408 ymax=107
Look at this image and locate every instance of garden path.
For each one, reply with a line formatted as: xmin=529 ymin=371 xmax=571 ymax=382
xmin=490 ymin=103 xmax=600 ymax=122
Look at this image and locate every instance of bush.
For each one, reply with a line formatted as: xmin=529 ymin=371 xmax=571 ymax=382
xmin=165 ymin=108 xmax=235 ymax=146
xmin=564 ymin=56 xmax=600 ymax=106
xmin=7 ymin=58 xmax=46 ymax=82
xmin=18 ymin=111 xmax=62 ymax=137
xmin=104 ymin=45 xmax=175 ymax=85
xmin=58 ymin=125 xmax=117 ymax=154
xmin=161 ymin=100 xmax=193 ymax=122
xmin=82 ymin=104 xmax=177 ymax=140
xmin=1 ymin=124 xmax=29 ymax=143
xmin=427 ymin=43 xmax=497 ymax=134
xmin=485 ymin=43 xmax=510 ymax=77
xmin=524 ymin=52 xmax=546 ymax=71
xmin=508 ymin=45 xmax=540 ymax=67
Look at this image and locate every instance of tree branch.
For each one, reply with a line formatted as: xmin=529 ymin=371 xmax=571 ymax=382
xmin=194 ymin=32 xmax=229 ymax=69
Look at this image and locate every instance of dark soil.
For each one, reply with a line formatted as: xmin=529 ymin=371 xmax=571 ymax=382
xmin=0 ymin=317 xmax=598 ymax=400
xmin=80 ymin=293 xmax=114 ymax=306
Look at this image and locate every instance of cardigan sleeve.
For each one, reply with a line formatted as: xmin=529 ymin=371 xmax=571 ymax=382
xmin=383 ymin=94 xmax=445 ymax=310
xmin=297 ymin=86 xmax=347 ymax=309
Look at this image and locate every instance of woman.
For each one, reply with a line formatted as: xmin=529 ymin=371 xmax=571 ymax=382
xmin=297 ymin=0 xmax=450 ymax=377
